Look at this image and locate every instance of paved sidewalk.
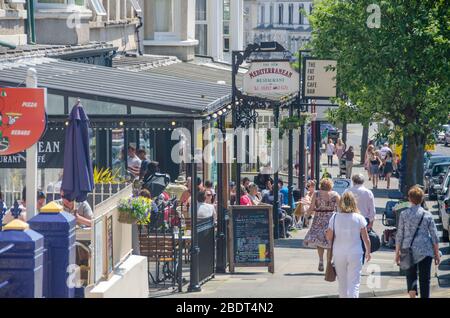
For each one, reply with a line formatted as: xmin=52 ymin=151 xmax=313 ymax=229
xmin=151 ymin=150 xmax=449 ymax=298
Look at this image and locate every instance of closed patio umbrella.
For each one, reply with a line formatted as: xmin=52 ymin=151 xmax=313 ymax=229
xmin=61 ymin=101 xmax=94 ymax=202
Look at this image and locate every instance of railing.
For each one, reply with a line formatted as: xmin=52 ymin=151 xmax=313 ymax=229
xmin=0 ymin=182 xmax=130 ymax=213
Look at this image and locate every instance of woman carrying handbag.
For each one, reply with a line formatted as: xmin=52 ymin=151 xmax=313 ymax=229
xmin=326 ymin=192 xmax=371 ymax=298
xmin=395 ymin=186 xmax=440 ymax=298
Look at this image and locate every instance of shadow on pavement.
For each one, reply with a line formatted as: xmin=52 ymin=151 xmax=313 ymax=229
xmin=284 ymin=273 xmax=325 ymax=277
xmin=274 ymin=239 xmax=307 ymax=249
xmin=379 ymin=271 xmax=402 ymax=277
xmin=371 ymin=188 xmax=403 ymax=199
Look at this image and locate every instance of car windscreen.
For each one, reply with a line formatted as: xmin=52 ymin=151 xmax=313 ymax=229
xmin=432 ymin=164 xmax=450 ymax=177
xmin=428 ymin=157 xmax=450 ymax=169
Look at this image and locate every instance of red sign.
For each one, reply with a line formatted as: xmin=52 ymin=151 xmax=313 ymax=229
xmin=0 ymin=88 xmax=46 ymax=155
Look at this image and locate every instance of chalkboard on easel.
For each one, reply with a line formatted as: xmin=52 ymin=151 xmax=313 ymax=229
xmin=228 ymin=205 xmax=274 ymax=273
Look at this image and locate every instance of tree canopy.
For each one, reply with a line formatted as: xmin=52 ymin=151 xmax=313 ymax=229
xmin=309 ymin=0 xmax=450 ymax=190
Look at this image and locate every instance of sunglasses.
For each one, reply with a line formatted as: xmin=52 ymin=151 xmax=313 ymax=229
xmin=206 ymin=193 xmax=212 ymax=196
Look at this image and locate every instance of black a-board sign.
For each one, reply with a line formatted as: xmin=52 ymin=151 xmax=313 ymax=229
xmin=228 ymin=205 xmax=275 ymax=273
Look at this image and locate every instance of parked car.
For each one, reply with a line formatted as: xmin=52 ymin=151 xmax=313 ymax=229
xmin=428 ymin=162 xmax=450 ymax=199
xmin=424 ymin=152 xmax=445 ymax=170
xmin=439 ymin=183 xmax=450 ymax=241
xmin=437 ymin=169 xmax=450 ymax=212
xmin=424 ymin=156 xmax=450 ymax=192
xmin=307 ymin=122 xmax=340 ymax=148
xmin=446 ymin=125 xmax=450 ymax=146
xmin=437 ymin=125 xmax=450 ymax=144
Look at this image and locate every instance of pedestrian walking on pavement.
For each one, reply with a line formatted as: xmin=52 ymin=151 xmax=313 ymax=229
xmin=326 ymin=139 xmax=336 ymax=166
xmin=382 ymin=150 xmax=396 ymax=189
xmin=344 ymin=174 xmax=376 ymax=230
xmin=304 ymin=178 xmax=340 ymax=272
xmin=342 ymin=146 xmax=355 ymax=179
xmin=364 ymin=144 xmax=375 ymax=181
xmin=395 ymin=186 xmax=440 ymax=298
xmin=326 ymin=192 xmax=371 ymax=298
xmin=368 ymin=149 xmax=383 ymax=188
xmin=335 ymin=138 xmax=346 ymax=160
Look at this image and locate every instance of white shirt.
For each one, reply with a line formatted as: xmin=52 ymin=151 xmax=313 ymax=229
xmin=197 ymin=202 xmax=217 ymax=221
xmin=326 ymin=143 xmax=335 ymax=156
xmin=329 ymin=212 xmax=367 ymax=256
xmin=380 ymin=146 xmax=392 ymax=159
xmin=127 ymin=155 xmax=141 ymax=168
xmin=344 ymin=185 xmax=376 ymax=222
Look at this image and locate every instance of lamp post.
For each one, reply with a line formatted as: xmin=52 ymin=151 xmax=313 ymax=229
xmin=188 ymin=122 xmax=201 ymax=292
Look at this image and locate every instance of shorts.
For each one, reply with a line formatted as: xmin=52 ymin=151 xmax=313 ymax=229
xmin=370 ymin=164 xmax=379 ymax=175
xmin=384 ymin=162 xmax=393 ymax=174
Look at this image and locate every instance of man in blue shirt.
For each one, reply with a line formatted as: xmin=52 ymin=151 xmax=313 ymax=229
xmin=278 ymin=179 xmax=289 ymax=206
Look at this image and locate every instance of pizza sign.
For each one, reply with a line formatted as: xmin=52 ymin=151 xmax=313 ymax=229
xmin=0 ymin=88 xmax=46 ymax=155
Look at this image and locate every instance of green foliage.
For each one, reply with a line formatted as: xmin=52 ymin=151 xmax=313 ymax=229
xmin=309 ymin=0 xmax=450 ymax=137
xmin=118 ymin=196 xmax=152 ymax=224
xmin=93 ymin=167 xmax=122 ymax=184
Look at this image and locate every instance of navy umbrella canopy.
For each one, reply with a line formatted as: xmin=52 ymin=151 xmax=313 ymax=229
xmin=61 ymin=101 xmax=94 ymax=202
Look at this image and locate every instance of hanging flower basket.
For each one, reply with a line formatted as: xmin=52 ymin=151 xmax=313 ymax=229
xmin=118 ymin=210 xmax=137 ymax=224
xmin=117 ymin=197 xmax=152 ymax=224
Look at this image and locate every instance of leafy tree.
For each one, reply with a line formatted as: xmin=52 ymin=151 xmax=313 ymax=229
xmin=309 ymin=0 xmax=450 ymax=193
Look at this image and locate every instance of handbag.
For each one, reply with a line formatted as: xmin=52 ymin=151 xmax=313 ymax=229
xmin=368 ymin=228 xmax=381 ymax=253
xmin=325 ymin=214 xmax=337 ymax=282
xmin=399 ymin=212 xmax=424 ymax=271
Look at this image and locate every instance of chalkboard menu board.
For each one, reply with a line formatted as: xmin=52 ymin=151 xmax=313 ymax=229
xmin=228 ymin=205 xmax=274 ymax=273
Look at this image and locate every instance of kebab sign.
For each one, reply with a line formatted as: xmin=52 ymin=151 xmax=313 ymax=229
xmin=0 ymin=88 xmax=46 ymax=155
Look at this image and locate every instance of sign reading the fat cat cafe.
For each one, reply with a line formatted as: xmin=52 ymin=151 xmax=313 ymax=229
xmin=243 ymin=61 xmax=299 ymax=98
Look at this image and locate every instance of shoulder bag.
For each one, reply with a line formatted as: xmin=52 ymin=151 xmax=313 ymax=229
xmin=325 ymin=214 xmax=337 ymax=282
xmin=399 ymin=212 xmax=425 ymax=271
xmin=368 ymin=228 xmax=381 ymax=253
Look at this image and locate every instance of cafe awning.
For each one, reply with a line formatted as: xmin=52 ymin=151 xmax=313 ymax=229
xmin=0 ymin=57 xmax=232 ymax=117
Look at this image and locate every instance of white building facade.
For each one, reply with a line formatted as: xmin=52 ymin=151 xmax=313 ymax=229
xmin=244 ymin=0 xmax=312 ymax=53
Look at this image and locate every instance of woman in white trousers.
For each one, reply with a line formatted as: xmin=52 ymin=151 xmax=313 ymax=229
xmin=326 ymin=192 xmax=371 ymax=298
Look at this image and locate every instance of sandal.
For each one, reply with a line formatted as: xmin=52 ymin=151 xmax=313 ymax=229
xmin=318 ymin=261 xmax=324 ymax=272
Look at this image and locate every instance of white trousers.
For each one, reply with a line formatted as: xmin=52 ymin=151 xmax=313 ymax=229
xmin=334 ymin=253 xmax=363 ymax=298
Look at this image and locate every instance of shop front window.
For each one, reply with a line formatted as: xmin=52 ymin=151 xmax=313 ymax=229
xmin=47 ymin=94 xmax=65 ymax=115
xmin=68 ymin=97 xmax=126 ymax=115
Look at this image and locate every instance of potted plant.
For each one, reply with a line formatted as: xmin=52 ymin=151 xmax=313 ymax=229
xmin=94 ymin=167 xmax=123 ymax=194
xmin=279 ymin=113 xmax=312 ymax=137
xmin=118 ymin=196 xmax=152 ymax=224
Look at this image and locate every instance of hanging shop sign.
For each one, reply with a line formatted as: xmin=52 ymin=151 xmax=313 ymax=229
xmin=0 ymin=88 xmax=46 ymax=155
xmin=243 ymin=61 xmax=299 ymax=98
xmin=0 ymin=128 xmax=65 ymax=169
xmin=302 ymin=59 xmax=337 ymax=99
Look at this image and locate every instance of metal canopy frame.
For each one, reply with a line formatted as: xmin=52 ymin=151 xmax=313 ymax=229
xmin=229 ymin=42 xmax=299 ymax=244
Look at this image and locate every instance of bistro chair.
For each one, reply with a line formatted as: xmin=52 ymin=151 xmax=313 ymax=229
xmin=139 ymin=233 xmax=177 ymax=287
xmin=182 ymin=217 xmax=192 ymax=263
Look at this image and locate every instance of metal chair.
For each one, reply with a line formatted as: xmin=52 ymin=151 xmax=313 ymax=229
xmin=139 ymin=234 xmax=177 ymax=286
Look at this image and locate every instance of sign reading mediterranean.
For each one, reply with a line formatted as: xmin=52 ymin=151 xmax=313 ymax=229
xmin=0 ymin=88 xmax=46 ymax=155
xmin=243 ymin=61 xmax=299 ymax=98
xmin=303 ymin=59 xmax=337 ymax=98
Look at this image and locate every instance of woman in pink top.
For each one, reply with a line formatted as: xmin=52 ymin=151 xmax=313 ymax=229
xmin=239 ymin=185 xmax=253 ymax=206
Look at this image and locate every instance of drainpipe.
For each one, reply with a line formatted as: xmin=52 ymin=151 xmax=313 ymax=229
xmin=26 ymin=0 xmax=36 ymax=44
xmin=0 ymin=40 xmax=16 ymax=49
